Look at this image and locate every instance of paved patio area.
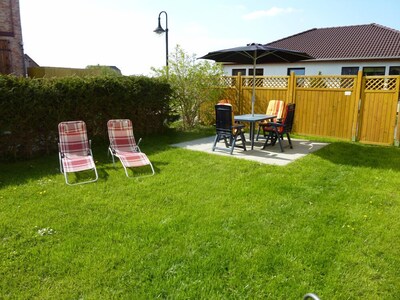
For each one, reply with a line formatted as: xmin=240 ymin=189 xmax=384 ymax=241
xmin=171 ymin=135 xmax=328 ymax=166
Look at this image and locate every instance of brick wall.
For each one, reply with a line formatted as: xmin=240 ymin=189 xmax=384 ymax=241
xmin=0 ymin=0 xmax=25 ymax=76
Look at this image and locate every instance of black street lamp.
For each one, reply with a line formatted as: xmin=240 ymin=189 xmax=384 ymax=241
xmin=154 ymin=11 xmax=169 ymax=73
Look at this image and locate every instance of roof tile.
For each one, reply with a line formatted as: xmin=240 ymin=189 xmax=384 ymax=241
xmin=266 ymin=23 xmax=400 ymax=60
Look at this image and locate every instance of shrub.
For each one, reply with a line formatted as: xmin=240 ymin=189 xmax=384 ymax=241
xmin=0 ymin=75 xmax=172 ymax=160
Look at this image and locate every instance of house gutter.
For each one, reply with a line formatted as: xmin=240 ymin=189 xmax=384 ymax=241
xmin=309 ymin=56 xmax=400 ymax=62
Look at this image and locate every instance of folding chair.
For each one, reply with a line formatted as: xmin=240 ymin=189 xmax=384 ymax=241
xmin=256 ymin=100 xmax=286 ymax=140
xmin=107 ymin=119 xmax=155 ymax=177
xmin=212 ymin=104 xmax=247 ymax=155
xmin=262 ymin=103 xmax=296 ymax=152
xmin=58 ymin=120 xmax=98 ymax=185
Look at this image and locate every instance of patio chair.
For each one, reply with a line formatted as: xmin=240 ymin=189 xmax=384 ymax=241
xmin=212 ymin=104 xmax=247 ymax=154
xmin=107 ymin=119 xmax=155 ymax=177
xmin=256 ymin=100 xmax=286 ymax=141
xmin=58 ymin=120 xmax=98 ymax=185
xmin=261 ymin=103 xmax=296 ymax=152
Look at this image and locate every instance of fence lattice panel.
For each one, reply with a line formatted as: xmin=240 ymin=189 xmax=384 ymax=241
xmin=364 ymin=77 xmax=397 ymax=91
xmin=296 ymin=76 xmax=355 ymax=89
xmin=219 ymin=76 xmax=236 ymax=87
xmin=242 ymin=76 xmax=288 ymax=88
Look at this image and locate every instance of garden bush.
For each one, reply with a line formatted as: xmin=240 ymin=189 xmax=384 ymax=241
xmin=0 ymin=75 xmax=172 ymax=160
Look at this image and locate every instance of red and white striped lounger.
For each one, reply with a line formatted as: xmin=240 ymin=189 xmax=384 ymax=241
xmin=107 ymin=119 xmax=155 ymax=177
xmin=58 ymin=120 xmax=98 ymax=185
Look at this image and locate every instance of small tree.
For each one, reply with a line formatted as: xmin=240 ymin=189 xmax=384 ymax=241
xmin=152 ymin=45 xmax=224 ymax=129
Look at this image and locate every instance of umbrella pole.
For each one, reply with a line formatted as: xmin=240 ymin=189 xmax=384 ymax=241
xmin=251 ymin=57 xmax=256 ymax=116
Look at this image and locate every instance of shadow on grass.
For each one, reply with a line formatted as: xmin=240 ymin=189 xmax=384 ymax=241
xmin=0 ymin=127 xmax=213 ymax=188
xmin=313 ymin=142 xmax=400 ymax=171
xmin=0 ymin=153 xmax=60 ymax=189
xmin=0 ymin=147 xmax=169 ymax=189
xmin=101 ymin=159 xmax=167 ymax=178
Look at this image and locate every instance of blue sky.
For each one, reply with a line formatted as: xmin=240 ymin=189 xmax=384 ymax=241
xmin=19 ymin=0 xmax=400 ymax=75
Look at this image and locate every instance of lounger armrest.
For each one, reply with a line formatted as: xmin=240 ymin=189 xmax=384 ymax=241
xmin=58 ymin=143 xmax=65 ymax=158
xmin=266 ymin=122 xmax=284 ymax=128
xmin=88 ymin=140 xmax=93 ymax=155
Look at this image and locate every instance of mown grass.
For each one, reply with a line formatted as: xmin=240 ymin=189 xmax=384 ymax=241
xmin=1 ymin=128 xmax=400 ymax=299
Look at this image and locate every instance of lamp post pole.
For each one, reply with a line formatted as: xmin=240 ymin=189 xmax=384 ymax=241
xmin=154 ymin=11 xmax=169 ymax=76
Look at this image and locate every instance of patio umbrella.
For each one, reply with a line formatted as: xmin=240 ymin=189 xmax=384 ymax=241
xmin=199 ymin=43 xmax=313 ymax=115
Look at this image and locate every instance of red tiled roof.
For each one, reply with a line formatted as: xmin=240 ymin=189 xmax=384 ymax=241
xmin=266 ymin=23 xmax=400 ymax=60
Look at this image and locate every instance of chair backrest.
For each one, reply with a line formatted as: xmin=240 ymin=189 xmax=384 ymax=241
xmin=266 ymin=100 xmax=286 ymax=121
xmin=218 ymin=99 xmax=232 ymax=104
xmin=215 ymin=104 xmax=234 ymax=133
xmin=107 ymin=119 xmax=137 ymax=152
xmin=58 ymin=120 xmax=90 ymax=155
xmin=282 ymin=103 xmax=296 ymax=133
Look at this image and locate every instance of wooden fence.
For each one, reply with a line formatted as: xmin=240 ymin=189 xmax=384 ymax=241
xmin=218 ymin=71 xmax=400 ymax=146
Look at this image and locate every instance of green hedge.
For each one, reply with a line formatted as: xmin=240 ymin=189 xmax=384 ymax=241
xmin=0 ymin=75 xmax=172 ymax=160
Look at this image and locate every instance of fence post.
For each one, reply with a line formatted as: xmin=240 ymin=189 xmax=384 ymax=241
xmin=351 ymin=70 xmax=363 ymax=142
xmin=394 ymin=76 xmax=400 ymax=146
xmin=287 ymin=72 xmax=295 ymax=103
xmin=237 ymin=72 xmax=243 ymax=114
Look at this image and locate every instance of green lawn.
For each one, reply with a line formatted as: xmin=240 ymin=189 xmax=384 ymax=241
xmin=1 ymin=128 xmax=400 ymax=299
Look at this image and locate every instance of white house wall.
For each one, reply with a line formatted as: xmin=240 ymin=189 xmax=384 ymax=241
xmin=223 ymin=60 xmax=400 ymax=76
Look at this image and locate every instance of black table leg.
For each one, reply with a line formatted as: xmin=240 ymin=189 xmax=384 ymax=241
xmin=250 ymin=122 xmax=255 ymax=150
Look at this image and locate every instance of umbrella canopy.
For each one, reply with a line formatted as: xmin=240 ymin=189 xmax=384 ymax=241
xmin=199 ymin=43 xmax=314 ymax=115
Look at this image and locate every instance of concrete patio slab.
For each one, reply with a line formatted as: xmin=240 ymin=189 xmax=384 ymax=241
xmin=171 ymin=135 xmax=328 ymax=166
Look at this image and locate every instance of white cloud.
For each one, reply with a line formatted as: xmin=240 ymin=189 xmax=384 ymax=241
xmin=242 ymin=7 xmax=297 ymax=20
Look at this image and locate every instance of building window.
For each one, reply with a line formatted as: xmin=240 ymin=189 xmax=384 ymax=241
xmin=248 ymin=68 xmax=264 ymax=76
xmin=363 ymin=67 xmax=385 ymax=76
xmin=342 ymin=67 xmax=359 ymax=75
xmin=287 ymin=68 xmax=305 ymax=75
xmin=232 ymin=68 xmax=246 ymax=76
xmin=389 ymin=66 xmax=400 ymax=75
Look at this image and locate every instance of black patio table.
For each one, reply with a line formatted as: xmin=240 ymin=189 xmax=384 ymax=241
xmin=234 ymin=114 xmax=276 ymax=150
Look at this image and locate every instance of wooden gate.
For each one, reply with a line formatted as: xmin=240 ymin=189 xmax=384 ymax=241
xmin=358 ymin=76 xmax=400 ymax=145
xmin=293 ymin=75 xmax=359 ymax=140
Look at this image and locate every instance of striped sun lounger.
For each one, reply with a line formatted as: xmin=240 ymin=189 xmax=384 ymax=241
xmin=58 ymin=120 xmax=98 ymax=185
xmin=107 ymin=119 xmax=155 ymax=177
